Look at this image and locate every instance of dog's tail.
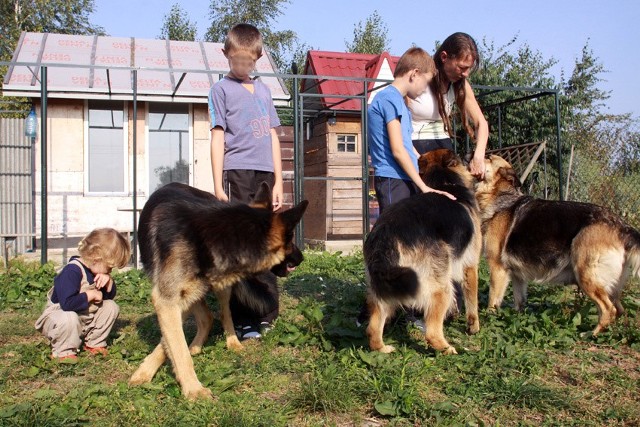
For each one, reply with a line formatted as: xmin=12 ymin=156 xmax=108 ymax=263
xmin=623 ymin=225 xmax=640 ymax=278
xmin=367 ymin=263 xmax=420 ymax=300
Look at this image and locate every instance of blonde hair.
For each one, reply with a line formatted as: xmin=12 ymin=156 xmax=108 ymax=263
xmin=224 ymin=23 xmax=263 ymax=58
xmin=394 ymin=47 xmax=435 ymax=78
xmin=78 ymin=228 xmax=131 ymax=269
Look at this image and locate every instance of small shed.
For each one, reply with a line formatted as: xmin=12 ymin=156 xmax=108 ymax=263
xmin=300 ymin=50 xmax=399 ymax=243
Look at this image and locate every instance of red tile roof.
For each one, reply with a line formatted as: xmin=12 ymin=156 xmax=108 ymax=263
xmin=302 ymin=50 xmax=400 ymax=111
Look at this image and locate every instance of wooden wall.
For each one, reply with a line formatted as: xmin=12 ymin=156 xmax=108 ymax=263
xmin=303 ymin=116 xmax=366 ymax=241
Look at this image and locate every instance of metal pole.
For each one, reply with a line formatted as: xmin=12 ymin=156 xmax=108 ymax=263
xmin=361 ymin=80 xmax=369 ymax=240
xmin=291 ymin=72 xmax=303 ymax=248
xmin=132 ymin=69 xmax=138 ymax=267
xmin=554 ymin=92 xmax=563 ymax=200
xmin=40 ymin=66 xmax=48 ymax=264
xmin=497 ymin=107 xmax=503 ymax=148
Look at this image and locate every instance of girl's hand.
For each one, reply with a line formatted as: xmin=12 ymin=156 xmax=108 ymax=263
xmin=469 ymin=154 xmax=486 ymax=180
xmin=93 ymin=273 xmax=113 ymax=292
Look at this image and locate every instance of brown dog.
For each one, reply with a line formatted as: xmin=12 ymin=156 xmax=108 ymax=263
xmin=476 ymin=154 xmax=640 ymax=334
xmin=128 ymin=182 xmax=307 ymax=399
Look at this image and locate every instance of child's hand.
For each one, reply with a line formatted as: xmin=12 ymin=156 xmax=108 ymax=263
xmin=272 ymin=181 xmax=284 ymax=211
xmin=422 ymin=186 xmax=457 ymax=201
xmin=93 ymin=273 xmax=113 ymax=292
xmin=215 ymin=191 xmax=229 ymax=202
xmin=86 ymin=289 xmax=103 ymax=304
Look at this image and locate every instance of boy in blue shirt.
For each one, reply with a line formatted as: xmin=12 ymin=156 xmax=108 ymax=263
xmin=360 ymin=47 xmax=455 ymax=329
xmin=368 ymin=46 xmax=455 ymax=213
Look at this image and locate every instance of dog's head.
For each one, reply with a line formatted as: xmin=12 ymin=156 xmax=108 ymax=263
xmin=252 ymin=181 xmax=307 ymax=270
xmin=418 ymin=148 xmax=474 ymax=190
xmin=270 ymin=243 xmax=303 ymax=277
xmin=476 ymin=154 xmax=522 ymax=195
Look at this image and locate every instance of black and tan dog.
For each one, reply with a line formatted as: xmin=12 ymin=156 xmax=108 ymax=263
xmin=128 ymin=182 xmax=307 ymax=399
xmin=364 ymin=149 xmax=482 ymax=354
xmin=476 ymin=154 xmax=640 ymax=335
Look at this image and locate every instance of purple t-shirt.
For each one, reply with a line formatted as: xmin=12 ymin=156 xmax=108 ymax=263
xmin=208 ymin=76 xmax=281 ymax=172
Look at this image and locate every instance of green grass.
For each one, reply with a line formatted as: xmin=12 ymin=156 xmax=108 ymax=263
xmin=1 ymin=252 xmax=639 ymax=426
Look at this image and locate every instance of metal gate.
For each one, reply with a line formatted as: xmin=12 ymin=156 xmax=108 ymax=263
xmin=0 ymin=117 xmax=35 ymax=255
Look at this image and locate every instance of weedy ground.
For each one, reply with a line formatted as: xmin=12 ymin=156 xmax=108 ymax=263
xmin=0 ymin=251 xmax=639 ymax=426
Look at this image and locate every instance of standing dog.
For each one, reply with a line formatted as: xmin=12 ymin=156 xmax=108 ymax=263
xmin=128 ymin=182 xmax=307 ymax=399
xmin=476 ymin=154 xmax=640 ymax=334
xmin=128 ymin=242 xmax=303 ymax=390
xmin=364 ymin=149 xmax=482 ymax=354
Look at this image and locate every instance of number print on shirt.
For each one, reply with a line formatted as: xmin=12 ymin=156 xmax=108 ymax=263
xmin=250 ymin=117 xmax=270 ymax=138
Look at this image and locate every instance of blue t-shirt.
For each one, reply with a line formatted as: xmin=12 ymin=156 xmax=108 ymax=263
xmin=208 ymin=76 xmax=281 ymax=172
xmin=367 ymin=85 xmax=417 ymax=180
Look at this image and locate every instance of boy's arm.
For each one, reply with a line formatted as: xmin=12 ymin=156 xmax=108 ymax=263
xmin=387 ymin=119 xmax=455 ymax=200
xmin=55 ymin=266 xmax=92 ymax=312
xmin=270 ymin=128 xmax=283 ymax=211
xmin=210 ymin=127 xmax=228 ymax=201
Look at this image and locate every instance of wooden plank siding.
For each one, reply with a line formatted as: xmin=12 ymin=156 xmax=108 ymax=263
xmin=302 ymin=117 xmax=367 ymax=241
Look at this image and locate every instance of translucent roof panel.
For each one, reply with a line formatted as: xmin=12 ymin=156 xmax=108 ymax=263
xmin=3 ymin=32 xmax=289 ymax=104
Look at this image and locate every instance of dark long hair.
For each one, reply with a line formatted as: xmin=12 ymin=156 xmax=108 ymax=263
xmin=432 ymin=32 xmax=479 ymax=139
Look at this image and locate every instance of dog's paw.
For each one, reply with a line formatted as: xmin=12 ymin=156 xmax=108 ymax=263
xmin=189 ymin=345 xmax=203 ymax=355
xmin=378 ymin=345 xmax=395 ymax=354
xmin=226 ymin=335 xmax=244 ymax=351
xmin=467 ymin=320 xmax=480 ymax=335
xmin=128 ymin=368 xmax=154 ymax=386
xmin=183 ymin=384 xmax=214 ymax=401
xmin=443 ymin=346 xmax=458 ymax=355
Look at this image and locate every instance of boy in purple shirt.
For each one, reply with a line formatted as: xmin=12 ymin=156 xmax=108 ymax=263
xmin=35 ymin=228 xmax=131 ymax=361
xmin=208 ymin=23 xmax=283 ymax=339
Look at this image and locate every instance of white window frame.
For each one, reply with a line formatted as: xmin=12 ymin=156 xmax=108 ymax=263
xmin=336 ymin=133 xmax=358 ymax=153
xmin=83 ymin=100 xmax=129 ymax=196
xmin=145 ymin=102 xmax=193 ymax=195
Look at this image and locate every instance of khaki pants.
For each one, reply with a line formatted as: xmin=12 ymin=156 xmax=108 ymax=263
xmin=35 ymin=298 xmax=119 ymax=358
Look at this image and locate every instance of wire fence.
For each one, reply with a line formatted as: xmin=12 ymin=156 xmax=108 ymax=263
xmin=564 ymin=148 xmax=640 ymax=229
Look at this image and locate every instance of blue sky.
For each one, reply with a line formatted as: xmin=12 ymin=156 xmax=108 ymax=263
xmin=91 ymin=0 xmax=639 ymax=117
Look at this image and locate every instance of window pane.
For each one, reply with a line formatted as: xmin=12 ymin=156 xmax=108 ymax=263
xmin=346 ymin=144 xmax=356 ymax=152
xmin=149 ymin=103 xmax=189 ymax=192
xmin=88 ymin=102 xmax=124 ymax=192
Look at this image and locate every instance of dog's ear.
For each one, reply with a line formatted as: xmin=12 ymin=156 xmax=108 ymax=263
xmin=280 ymin=200 xmax=308 ymax=231
xmin=418 ymin=153 xmax=429 ymax=174
xmin=250 ymin=181 xmax=273 ymax=210
xmin=442 ymin=149 xmax=460 ymax=168
xmin=498 ymin=167 xmax=522 ymax=189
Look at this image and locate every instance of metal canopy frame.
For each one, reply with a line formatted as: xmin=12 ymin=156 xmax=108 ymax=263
xmin=1 ymin=58 xmax=561 ymax=261
xmin=292 ymin=74 xmax=562 ymax=246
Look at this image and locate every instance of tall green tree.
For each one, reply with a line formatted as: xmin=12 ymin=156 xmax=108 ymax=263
xmin=159 ymin=3 xmax=197 ymax=41
xmin=0 ymin=0 xmax=104 ymax=60
xmin=345 ymin=10 xmax=390 ymax=54
xmin=1 ymin=0 xmax=104 ymax=116
xmin=204 ymin=0 xmax=296 ymax=73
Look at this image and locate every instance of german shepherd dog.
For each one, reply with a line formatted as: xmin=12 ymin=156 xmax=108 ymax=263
xmin=128 ymin=182 xmax=307 ymax=399
xmin=476 ymin=154 xmax=640 ymax=335
xmin=365 ymin=149 xmax=482 ymax=354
